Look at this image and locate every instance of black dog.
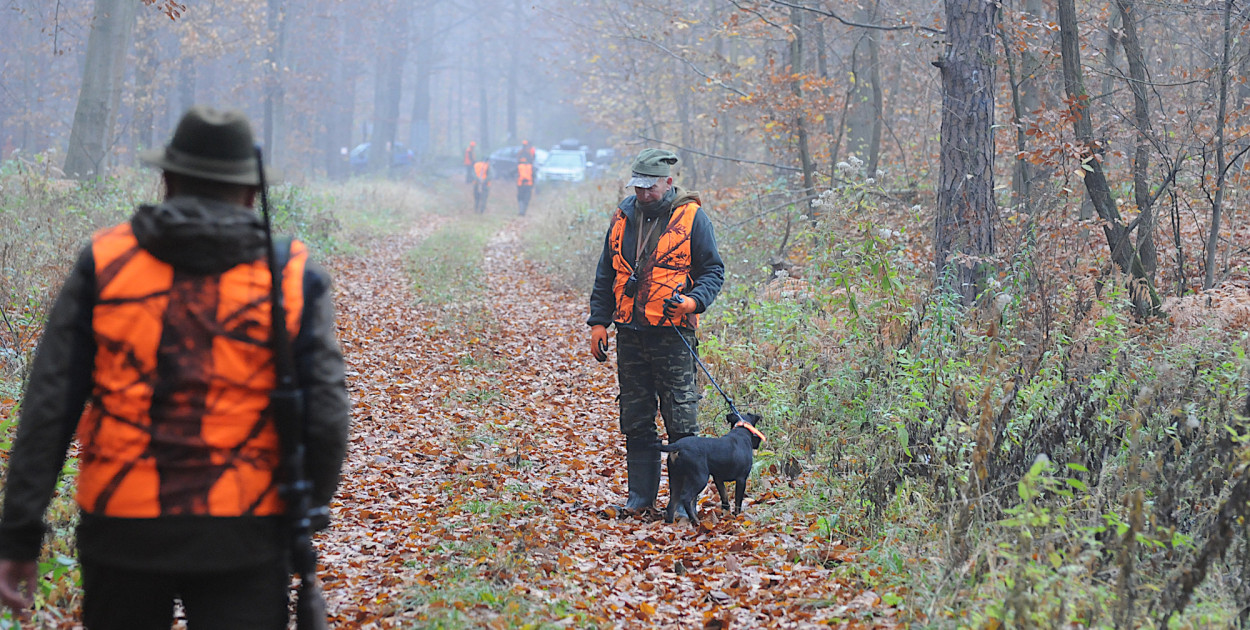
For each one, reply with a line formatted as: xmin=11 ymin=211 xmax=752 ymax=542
xmin=658 ymin=412 xmax=765 ymax=524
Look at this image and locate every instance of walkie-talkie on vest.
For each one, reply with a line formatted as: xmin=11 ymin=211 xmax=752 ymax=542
xmin=256 ymin=146 xmax=330 ymax=630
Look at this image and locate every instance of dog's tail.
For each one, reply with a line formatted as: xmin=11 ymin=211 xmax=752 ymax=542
xmin=657 ymin=443 xmax=678 ymax=453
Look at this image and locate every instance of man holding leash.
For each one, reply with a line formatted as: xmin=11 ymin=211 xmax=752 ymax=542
xmin=0 ymin=106 xmax=350 ymax=628
xmin=588 ymin=148 xmax=724 ymax=518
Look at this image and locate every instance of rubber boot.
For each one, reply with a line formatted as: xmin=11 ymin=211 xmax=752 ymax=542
xmin=665 ymin=432 xmax=696 ymax=520
xmin=619 ymin=437 xmax=660 ymax=516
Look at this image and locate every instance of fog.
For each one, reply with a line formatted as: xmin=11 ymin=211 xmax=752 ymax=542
xmin=0 ymin=0 xmax=621 ymax=181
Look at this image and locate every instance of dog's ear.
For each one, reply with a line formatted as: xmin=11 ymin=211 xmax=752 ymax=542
xmin=725 ymin=411 xmax=742 ymax=429
xmin=746 ymin=413 xmax=761 ymax=426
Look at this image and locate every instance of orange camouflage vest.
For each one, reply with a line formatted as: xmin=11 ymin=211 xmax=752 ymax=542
xmin=517 ymin=163 xmax=534 ymax=187
xmin=75 ymin=223 xmax=306 ymax=518
xmin=607 ymin=200 xmax=699 ymax=328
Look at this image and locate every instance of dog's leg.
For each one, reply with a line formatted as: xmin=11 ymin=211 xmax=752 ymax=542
xmin=665 ymin=476 xmax=680 ymax=524
xmin=714 ymin=480 xmax=731 ymax=512
xmin=733 ymin=477 xmax=747 ymax=514
xmin=684 ymin=494 xmax=699 ymax=526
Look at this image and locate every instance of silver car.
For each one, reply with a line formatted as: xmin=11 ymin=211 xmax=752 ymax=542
xmin=537 ymin=150 xmax=588 ymax=183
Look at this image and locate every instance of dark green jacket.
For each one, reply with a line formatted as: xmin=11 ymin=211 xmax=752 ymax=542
xmin=0 ymin=196 xmax=351 ymax=571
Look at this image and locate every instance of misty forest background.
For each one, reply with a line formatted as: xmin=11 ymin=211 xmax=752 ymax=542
xmin=3 ymin=0 xmax=1250 ymax=627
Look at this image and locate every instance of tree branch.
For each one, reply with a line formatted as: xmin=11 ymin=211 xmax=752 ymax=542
xmin=727 ymin=0 xmax=785 ymax=30
xmin=724 ymin=194 xmax=822 ymax=230
xmin=620 ymin=36 xmax=750 ymax=97
xmin=636 ymin=134 xmax=809 ymax=173
xmin=767 ymin=0 xmax=944 ymax=34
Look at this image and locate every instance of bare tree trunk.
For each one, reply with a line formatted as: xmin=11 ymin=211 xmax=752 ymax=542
xmin=812 ymin=16 xmax=839 ymax=177
xmin=846 ymin=0 xmax=882 ymax=171
xmin=409 ymin=3 xmax=436 ymax=167
xmin=1115 ymin=0 xmax=1157 ymax=282
xmin=371 ymin=1 xmax=411 ymax=175
xmin=506 ymin=0 xmax=520 ymax=144
xmin=1008 ymin=0 xmax=1048 ymax=213
xmin=863 ymin=0 xmax=883 ymax=177
xmin=454 ymin=58 xmax=464 ymax=151
xmin=130 ymin=10 xmax=160 ymax=158
xmin=478 ymin=27 xmax=491 ymax=152
xmin=999 ymin=21 xmax=1035 ymax=240
xmin=1204 ymin=0 xmax=1234 ymax=290
xmin=1098 ymin=8 xmax=1122 ymax=102
xmin=677 ymin=85 xmax=697 ymax=188
xmin=789 ymin=7 xmax=816 ymax=217
xmin=263 ymin=0 xmax=286 ymax=156
xmin=934 ymin=0 xmax=998 ymax=305
xmin=64 ymin=0 xmax=138 ymax=180
xmin=104 ymin=1 xmax=136 ymax=174
xmin=1057 ymin=0 xmax=1159 ymax=315
xmin=324 ymin=2 xmax=353 ymax=180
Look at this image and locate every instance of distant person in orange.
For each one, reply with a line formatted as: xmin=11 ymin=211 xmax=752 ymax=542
xmin=473 ymin=158 xmax=491 ymax=213
xmin=464 ymin=141 xmax=477 ymax=183
xmin=516 ymin=161 xmax=534 ymax=216
xmin=517 ymin=140 xmax=536 ymax=165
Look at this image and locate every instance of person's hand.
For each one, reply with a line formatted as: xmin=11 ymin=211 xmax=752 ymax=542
xmin=663 ymin=293 xmax=697 ymax=319
xmin=590 ymin=325 xmax=609 ymax=362
xmin=0 ymin=559 xmax=36 ymax=617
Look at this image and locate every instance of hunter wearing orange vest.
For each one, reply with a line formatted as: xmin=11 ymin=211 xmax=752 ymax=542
xmin=0 ymin=107 xmax=350 ymax=628
xmin=464 ymin=141 xmax=477 ymax=183
xmin=473 ymin=159 xmax=491 ymax=213
xmin=517 ymin=139 xmax=536 ymax=165
xmin=588 ymin=148 xmax=724 ymax=521
xmin=516 ymin=161 xmax=534 ymax=216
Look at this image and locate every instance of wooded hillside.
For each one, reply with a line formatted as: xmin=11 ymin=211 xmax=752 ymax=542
xmin=2 ymin=0 xmax=1249 ymax=626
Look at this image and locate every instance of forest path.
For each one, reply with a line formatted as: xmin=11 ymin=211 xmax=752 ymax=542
xmin=317 ymin=207 xmax=895 ymax=628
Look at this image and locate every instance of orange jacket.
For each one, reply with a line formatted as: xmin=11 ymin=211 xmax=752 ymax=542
xmin=607 ymin=201 xmax=700 ymax=328
xmin=76 ymin=223 xmax=307 ymax=518
xmin=464 ymin=145 xmax=475 ymax=165
xmin=474 ymin=161 xmax=490 ymax=182
xmin=517 ymin=163 xmax=534 ymax=187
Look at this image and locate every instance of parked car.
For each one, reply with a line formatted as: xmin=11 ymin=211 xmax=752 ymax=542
xmin=537 ymin=149 xmax=590 ymax=183
xmin=348 ymin=141 xmax=414 ymax=175
xmin=590 ymin=148 xmax=617 ymax=179
xmin=488 ymin=145 xmax=550 ymax=181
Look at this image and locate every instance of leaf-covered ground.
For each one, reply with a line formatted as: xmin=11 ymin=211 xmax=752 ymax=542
xmin=318 ymin=212 xmax=898 ymax=628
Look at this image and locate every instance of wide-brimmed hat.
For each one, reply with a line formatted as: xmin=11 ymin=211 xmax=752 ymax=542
xmin=139 ymin=106 xmax=261 ymax=185
xmin=627 ymin=148 xmax=679 ymax=188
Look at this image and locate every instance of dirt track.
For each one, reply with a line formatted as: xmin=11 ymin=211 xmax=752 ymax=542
xmin=317 ymin=210 xmax=891 ymax=628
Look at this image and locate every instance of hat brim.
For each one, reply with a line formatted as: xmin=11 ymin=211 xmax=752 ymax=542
xmin=140 ymin=147 xmax=264 ymax=186
xmin=628 ymin=174 xmax=661 ymax=188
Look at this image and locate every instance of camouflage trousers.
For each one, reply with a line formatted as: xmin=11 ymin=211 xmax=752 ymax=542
xmin=616 ymin=326 xmax=701 ymax=441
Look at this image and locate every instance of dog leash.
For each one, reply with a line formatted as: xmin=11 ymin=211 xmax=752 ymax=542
xmin=664 ymin=284 xmax=743 ymax=421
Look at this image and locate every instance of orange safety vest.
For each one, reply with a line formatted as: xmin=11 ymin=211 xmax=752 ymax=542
xmin=474 ymin=161 xmax=490 ymax=182
xmin=76 ymin=223 xmax=306 ymax=518
xmin=464 ymin=146 xmax=475 ymax=165
xmin=517 ymin=162 xmax=534 ymax=187
xmin=607 ymin=200 xmax=700 ymax=328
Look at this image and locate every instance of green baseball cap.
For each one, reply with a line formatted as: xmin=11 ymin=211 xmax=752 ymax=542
xmin=628 ymin=148 xmax=679 ymax=188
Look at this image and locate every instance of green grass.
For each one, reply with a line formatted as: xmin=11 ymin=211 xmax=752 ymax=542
xmin=404 ymin=526 xmax=600 ymax=629
xmin=404 ymin=564 xmax=593 ymax=630
xmin=517 ymin=182 xmax=616 ymax=295
xmin=405 ymin=216 xmax=503 ymax=306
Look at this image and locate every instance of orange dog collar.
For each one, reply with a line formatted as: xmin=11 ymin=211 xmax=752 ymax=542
xmin=734 ymin=420 xmax=766 ymax=443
